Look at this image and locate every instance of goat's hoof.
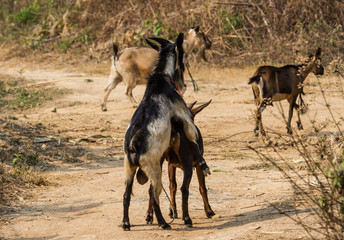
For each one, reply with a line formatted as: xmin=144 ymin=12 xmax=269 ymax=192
xmin=101 ymin=104 xmax=107 ymax=111
xmin=169 ymin=209 xmax=178 ymax=219
xmin=206 ymin=210 xmax=215 ymax=218
xmin=183 ymin=217 xmax=193 ymax=227
xmin=200 ymin=162 xmax=211 ymax=176
xmin=202 ymin=167 xmax=211 ymax=176
xmin=146 ymin=213 xmax=153 ymax=224
xmin=122 ymin=222 xmax=131 ymax=231
xmin=297 ymin=121 xmax=303 ymax=130
xmin=159 ymin=222 xmax=171 ymax=230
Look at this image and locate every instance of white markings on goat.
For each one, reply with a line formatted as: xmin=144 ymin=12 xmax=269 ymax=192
xmin=258 ymin=77 xmax=264 ymax=100
xmin=164 ymin=53 xmax=176 ymax=78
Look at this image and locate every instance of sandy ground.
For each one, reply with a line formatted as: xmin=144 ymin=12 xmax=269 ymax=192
xmin=0 ymin=55 xmax=343 ymax=240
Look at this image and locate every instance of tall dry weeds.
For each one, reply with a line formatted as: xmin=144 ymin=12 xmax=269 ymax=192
xmin=0 ymin=0 xmax=343 ymax=65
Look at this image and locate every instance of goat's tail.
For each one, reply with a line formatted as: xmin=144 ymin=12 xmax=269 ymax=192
xmin=248 ymin=75 xmax=261 ymax=85
xmin=249 ymin=66 xmax=266 ymax=85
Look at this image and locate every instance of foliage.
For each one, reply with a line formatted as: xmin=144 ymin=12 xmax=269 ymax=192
xmin=1 ymin=0 xmax=343 ymax=64
xmin=0 ymin=75 xmax=68 ymax=111
xmin=251 ymin=79 xmax=344 ymax=239
xmin=13 ymin=0 xmax=41 ymax=24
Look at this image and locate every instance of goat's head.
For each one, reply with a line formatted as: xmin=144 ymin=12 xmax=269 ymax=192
xmin=186 ymin=26 xmax=212 ymax=62
xmin=146 ymin=33 xmax=187 ymax=94
xmin=306 ymin=48 xmax=324 ymax=76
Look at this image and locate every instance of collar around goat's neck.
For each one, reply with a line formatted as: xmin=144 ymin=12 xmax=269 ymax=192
xmin=159 ymin=72 xmax=181 ymax=95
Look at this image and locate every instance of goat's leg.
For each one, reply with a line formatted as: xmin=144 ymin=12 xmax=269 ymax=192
xmin=254 ymin=109 xmax=260 ymax=136
xmin=195 ymin=164 xmax=215 ymax=218
xmin=294 ymin=103 xmax=303 ymax=130
xmin=190 ymin=142 xmax=210 ymax=176
xmin=255 ymin=103 xmax=266 ymax=136
xmin=143 ymin=163 xmax=170 ymax=229
xmin=146 ymin=158 xmax=164 ymax=225
xmin=286 ymin=97 xmax=297 ymax=134
xmin=177 ymin=135 xmax=194 ymax=227
xmin=168 ymin=164 xmax=178 ymax=219
xmin=148 ymin=183 xmax=171 ymax=229
xmin=125 ymin=86 xmax=138 ymax=107
xmin=146 ymin=192 xmax=154 ymax=224
xmin=101 ymin=75 xmax=122 ymax=111
xmin=180 ymin=166 xmax=193 ymax=227
xmin=122 ymin=158 xmax=137 ymax=231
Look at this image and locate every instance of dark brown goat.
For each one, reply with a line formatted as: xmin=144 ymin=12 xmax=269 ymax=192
xmin=249 ymin=48 xmax=324 ymax=135
xmin=140 ymin=100 xmax=214 ymax=228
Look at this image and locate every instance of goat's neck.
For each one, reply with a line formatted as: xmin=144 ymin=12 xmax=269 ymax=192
xmin=158 ymin=53 xmax=176 ymax=78
xmin=299 ymin=63 xmax=314 ymax=82
xmin=184 ymin=32 xmax=196 ymax=55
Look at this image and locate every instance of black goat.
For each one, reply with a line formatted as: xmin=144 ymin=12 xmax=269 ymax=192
xmin=144 ymin=100 xmax=214 ymax=228
xmin=122 ymin=33 xmax=210 ymax=231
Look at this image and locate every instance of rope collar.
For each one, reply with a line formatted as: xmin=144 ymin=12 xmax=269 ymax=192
xmin=159 ymin=72 xmax=181 ymax=95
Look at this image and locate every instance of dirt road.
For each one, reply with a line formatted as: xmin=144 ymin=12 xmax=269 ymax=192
xmin=1 ymin=56 xmax=341 ymax=239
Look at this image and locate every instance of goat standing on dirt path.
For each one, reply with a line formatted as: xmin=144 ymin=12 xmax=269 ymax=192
xmin=142 ymin=100 xmax=214 ymax=228
xmin=249 ymin=48 xmax=324 ymax=135
xmin=122 ymin=33 xmax=210 ymax=231
xmin=101 ymin=26 xmax=211 ymax=111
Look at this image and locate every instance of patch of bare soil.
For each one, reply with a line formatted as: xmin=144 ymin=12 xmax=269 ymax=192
xmin=0 ymin=55 xmax=342 ymax=239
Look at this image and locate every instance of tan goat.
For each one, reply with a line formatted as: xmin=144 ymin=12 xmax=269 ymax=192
xmin=101 ymin=26 xmax=211 ymax=111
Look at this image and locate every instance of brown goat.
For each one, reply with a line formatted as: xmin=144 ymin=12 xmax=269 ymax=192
xmin=142 ymin=100 xmax=214 ymax=228
xmin=249 ymin=48 xmax=324 ymax=135
xmin=101 ymin=26 xmax=212 ymax=111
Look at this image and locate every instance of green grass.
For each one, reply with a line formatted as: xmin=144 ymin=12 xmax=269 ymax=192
xmin=0 ymin=75 xmax=70 ymax=111
xmin=213 ymin=169 xmax=231 ymax=173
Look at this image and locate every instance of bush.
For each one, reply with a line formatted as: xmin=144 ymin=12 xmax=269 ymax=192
xmin=251 ymin=76 xmax=344 ymax=239
xmin=14 ymin=0 xmax=41 ymax=25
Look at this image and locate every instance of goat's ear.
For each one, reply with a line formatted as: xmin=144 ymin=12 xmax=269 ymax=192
xmin=194 ymin=26 xmax=200 ymax=33
xmin=148 ymin=37 xmax=171 ymax=47
xmin=192 ymin=99 xmax=212 ymax=116
xmin=175 ymin=32 xmax=184 ymax=50
xmin=146 ymin=39 xmax=160 ymax=52
xmin=188 ymin=101 xmax=197 ymax=110
xmin=112 ymin=44 xmax=118 ymax=56
xmin=315 ymin=47 xmax=322 ymax=58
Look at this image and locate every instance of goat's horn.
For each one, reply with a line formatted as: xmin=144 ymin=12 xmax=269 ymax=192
xmin=188 ymin=101 xmax=197 ymax=109
xmin=148 ymin=37 xmax=171 ymax=46
xmin=192 ymin=99 xmax=212 ymax=116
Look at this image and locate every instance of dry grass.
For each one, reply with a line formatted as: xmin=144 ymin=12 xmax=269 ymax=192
xmin=1 ymin=0 xmax=343 ymax=66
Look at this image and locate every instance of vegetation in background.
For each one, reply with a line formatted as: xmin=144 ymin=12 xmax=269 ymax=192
xmin=0 ymin=75 xmax=55 ymax=111
xmin=250 ymin=75 xmax=344 ymax=239
xmin=0 ymin=0 xmax=343 ymax=65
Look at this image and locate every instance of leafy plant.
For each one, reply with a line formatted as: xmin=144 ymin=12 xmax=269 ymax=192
xmin=250 ymin=78 xmax=344 ymax=239
xmin=58 ymin=38 xmax=72 ymax=51
xmin=79 ymin=28 xmax=94 ymax=45
xmin=14 ymin=0 xmax=41 ymax=24
xmin=153 ymin=20 xmax=163 ymax=37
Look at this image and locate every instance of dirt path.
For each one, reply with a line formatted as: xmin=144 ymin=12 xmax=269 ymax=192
xmin=1 ymin=58 xmax=341 ymax=239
